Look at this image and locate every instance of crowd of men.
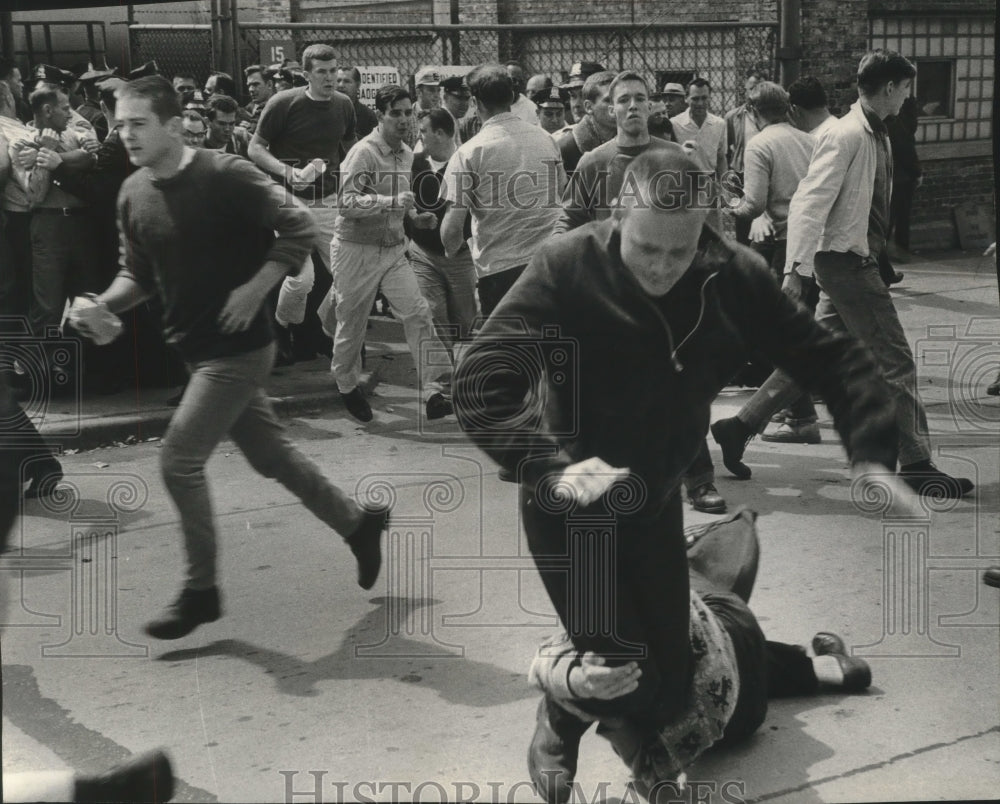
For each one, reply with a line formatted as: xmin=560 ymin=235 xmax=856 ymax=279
xmin=1 ymin=41 xmax=994 ymax=802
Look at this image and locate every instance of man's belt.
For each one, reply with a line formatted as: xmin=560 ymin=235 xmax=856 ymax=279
xmin=32 ymin=207 xmax=88 ymax=216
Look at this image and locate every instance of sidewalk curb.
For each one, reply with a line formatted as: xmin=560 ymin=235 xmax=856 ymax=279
xmin=41 ymin=389 xmax=344 ymax=451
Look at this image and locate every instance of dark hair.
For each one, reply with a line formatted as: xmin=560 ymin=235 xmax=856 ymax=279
xmin=466 ymin=64 xmax=514 ymax=111
xmin=747 ymin=81 xmax=789 ymax=122
xmin=745 ymin=67 xmax=769 ymax=82
xmin=206 ymin=94 xmax=238 ymax=119
xmin=857 ymin=50 xmax=916 ymax=95
xmin=687 ymin=77 xmax=711 ymax=93
xmin=608 ymin=71 xmax=648 ymax=102
xmin=205 ymin=71 xmax=236 ymax=97
xmin=787 ymin=76 xmax=828 ymax=110
xmin=302 ymin=44 xmax=335 ymax=71
xmin=117 ymin=75 xmax=183 ymax=122
xmin=581 ymin=70 xmax=616 ymax=104
xmin=338 ymin=66 xmax=361 ymax=83
xmin=29 ymin=85 xmax=63 ymax=114
xmin=419 ymin=107 xmax=455 ymax=137
xmin=243 ymin=64 xmax=269 ymax=80
xmin=0 ymin=57 xmax=17 ymax=82
xmin=374 ymin=83 xmax=410 ymax=113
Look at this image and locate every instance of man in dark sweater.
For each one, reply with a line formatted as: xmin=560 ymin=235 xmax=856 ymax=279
xmin=76 ymin=76 xmax=388 ymax=640
xmin=453 ymin=148 xmax=917 ymax=798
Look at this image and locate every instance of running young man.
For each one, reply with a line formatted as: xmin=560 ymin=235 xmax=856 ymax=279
xmin=75 ymin=76 xmax=388 ymax=640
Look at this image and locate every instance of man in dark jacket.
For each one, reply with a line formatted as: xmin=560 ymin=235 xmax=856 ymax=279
xmin=453 ymin=148 xmax=915 ymax=799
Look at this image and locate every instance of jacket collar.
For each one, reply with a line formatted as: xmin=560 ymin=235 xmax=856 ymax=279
xmin=367 ymin=128 xmax=407 ymax=157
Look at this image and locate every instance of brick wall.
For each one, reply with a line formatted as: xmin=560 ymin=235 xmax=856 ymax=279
xmin=494 ymin=0 xmax=777 ymax=23
xmin=258 ymin=0 xmax=292 ymax=23
xmin=798 ymin=0 xmax=869 ymax=114
xmin=911 ymin=155 xmax=996 ymax=250
xmin=870 ymin=0 xmax=996 ymax=13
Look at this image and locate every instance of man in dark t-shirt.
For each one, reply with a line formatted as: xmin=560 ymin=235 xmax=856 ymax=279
xmin=76 ymin=77 xmax=387 ymax=641
xmin=249 ymin=44 xmax=357 ymax=360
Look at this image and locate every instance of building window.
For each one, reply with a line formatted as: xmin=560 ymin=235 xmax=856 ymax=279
xmin=915 ymin=59 xmax=953 ymax=118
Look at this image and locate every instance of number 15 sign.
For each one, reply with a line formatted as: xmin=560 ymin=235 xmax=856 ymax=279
xmin=260 ymin=39 xmax=297 ymax=66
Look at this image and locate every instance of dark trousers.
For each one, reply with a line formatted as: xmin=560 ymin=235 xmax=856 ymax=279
xmin=477 ymin=264 xmax=527 ymax=320
xmin=890 ymin=177 xmax=916 ymax=250
xmin=0 ymin=211 xmax=33 ymax=327
xmin=697 ymin=587 xmax=817 ymax=745
xmin=522 ymin=488 xmax=693 ymax=730
xmin=28 ymin=213 xmax=101 ymax=337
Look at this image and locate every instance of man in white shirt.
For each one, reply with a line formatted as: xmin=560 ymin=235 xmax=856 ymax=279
xmin=669 ymin=78 xmax=727 ymax=180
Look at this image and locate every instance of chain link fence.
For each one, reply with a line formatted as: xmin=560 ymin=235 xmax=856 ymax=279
xmin=238 ymin=22 xmax=777 ymax=112
xmin=129 ymin=24 xmax=214 ymax=86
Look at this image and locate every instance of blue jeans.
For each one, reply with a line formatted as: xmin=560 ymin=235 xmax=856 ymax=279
xmin=813 ymin=251 xmax=930 ymax=466
xmin=161 ymin=342 xmax=362 ymax=589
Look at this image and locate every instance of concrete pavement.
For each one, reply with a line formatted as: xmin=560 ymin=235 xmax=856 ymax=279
xmin=3 ymin=251 xmax=998 ymax=802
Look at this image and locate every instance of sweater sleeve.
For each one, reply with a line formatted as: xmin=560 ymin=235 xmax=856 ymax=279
xmin=727 ymin=251 xmax=898 ymax=470
xmin=453 ymin=242 xmax=576 ymax=485
xmin=115 ymin=191 xmax=156 ymax=293
xmin=219 ymin=154 xmax=316 ymax=271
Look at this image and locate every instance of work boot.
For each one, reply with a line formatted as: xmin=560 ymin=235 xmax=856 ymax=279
xmin=710 ymin=417 xmax=754 ymax=480
xmin=528 ymin=696 xmax=592 ymax=804
xmin=687 ymin=482 xmax=726 ymax=514
xmin=346 ymin=505 xmax=390 ymax=590
xmin=898 ymin=461 xmax=974 ymax=498
xmin=425 ymin=392 xmax=454 ymax=421
xmin=761 ymin=420 xmax=821 ymax=444
xmin=144 ymin=586 xmax=221 ymax=640
xmin=74 ymin=749 xmax=174 ymax=803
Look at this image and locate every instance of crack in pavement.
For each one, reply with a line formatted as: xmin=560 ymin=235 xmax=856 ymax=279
xmin=747 ymin=725 xmax=1000 ymax=802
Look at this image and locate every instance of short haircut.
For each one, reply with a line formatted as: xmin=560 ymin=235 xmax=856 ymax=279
xmin=687 ymin=77 xmax=711 ymax=93
xmin=608 ymin=71 xmax=648 ymax=102
xmin=466 ymin=64 xmax=514 ymax=111
xmin=747 ymin=80 xmax=789 ymax=122
xmin=581 ymin=70 xmax=616 ymax=103
xmin=857 ymin=50 xmax=916 ymax=95
xmin=243 ymin=64 xmax=268 ymax=79
xmin=29 ymin=85 xmax=63 ymax=114
xmin=0 ymin=57 xmax=16 ymax=82
xmin=374 ymin=83 xmax=410 ymax=113
xmin=625 ymin=147 xmax=709 ymax=211
xmin=206 ymin=71 xmax=236 ymax=97
xmin=787 ymin=76 xmax=827 ymax=110
xmin=207 ymin=94 xmax=238 ymax=119
xmin=116 ymin=75 xmax=183 ymax=122
xmin=182 ymin=109 xmax=206 ymax=128
xmin=338 ymin=66 xmax=361 ymax=82
xmin=302 ymin=44 xmax=336 ymax=71
xmin=420 ymin=107 xmax=455 ymax=137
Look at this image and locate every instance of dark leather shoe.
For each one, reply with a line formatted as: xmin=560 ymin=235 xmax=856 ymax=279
xmin=498 ymin=466 xmax=517 ymax=483
xmin=347 ymin=506 xmax=389 ymax=590
xmin=74 ymin=748 xmax=174 ymax=803
xmin=425 ymin=392 xmax=454 ymax=420
xmin=144 ymin=586 xmax=221 ymax=640
xmin=274 ymin=325 xmax=295 ymax=366
xmin=528 ymin=696 xmax=591 ymax=804
xmin=899 ymin=461 xmax=974 ymax=498
xmin=983 ymin=567 xmax=1000 ymax=588
xmin=710 ymin=417 xmax=753 ymax=480
xmin=340 ymin=388 xmax=373 ymax=422
xmin=24 ymin=458 xmax=63 ymax=499
xmin=987 ymin=373 xmax=1000 ymax=396
xmin=811 ymin=631 xmax=847 ymax=656
xmin=688 ymin=482 xmax=726 ymax=514
xmin=811 ymin=631 xmax=871 ymax=692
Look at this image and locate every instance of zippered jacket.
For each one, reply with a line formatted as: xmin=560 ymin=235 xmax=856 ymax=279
xmin=454 ymin=218 xmax=898 ymax=499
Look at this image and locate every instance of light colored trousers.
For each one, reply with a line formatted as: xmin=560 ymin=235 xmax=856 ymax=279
xmin=324 ymin=238 xmax=451 ymax=397
xmin=274 ymin=198 xmax=339 ymax=327
xmin=408 ymin=242 xmax=478 ymax=351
